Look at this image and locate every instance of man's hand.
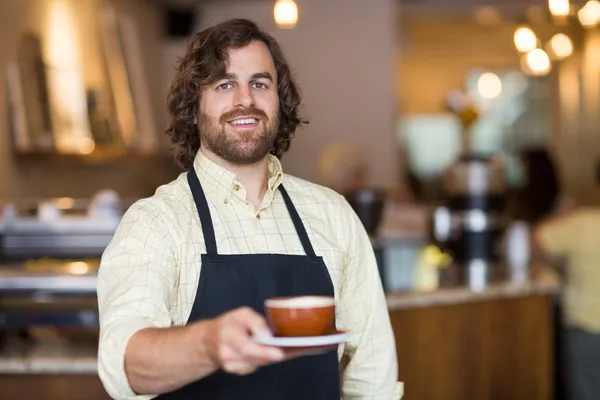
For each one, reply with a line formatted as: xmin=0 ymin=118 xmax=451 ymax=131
xmin=122 ymin=306 xmax=333 ymax=395
xmin=122 ymin=307 xmax=285 ymax=395
xmin=204 ymin=307 xmax=285 ymax=375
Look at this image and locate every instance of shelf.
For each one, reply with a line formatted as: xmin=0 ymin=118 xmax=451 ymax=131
xmin=12 ymin=149 xmax=175 ymax=165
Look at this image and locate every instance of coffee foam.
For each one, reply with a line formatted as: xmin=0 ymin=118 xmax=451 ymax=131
xmin=265 ymin=296 xmax=335 ymax=309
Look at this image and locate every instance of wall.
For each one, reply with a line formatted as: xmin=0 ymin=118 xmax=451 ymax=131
xmin=397 ymin=15 xmax=597 ymax=203
xmin=196 ymin=0 xmax=402 ymax=187
xmin=0 ymin=0 xmax=180 ymax=202
xmin=555 ymin=28 xmax=600 ymax=203
xmin=398 ymin=18 xmax=540 ymax=115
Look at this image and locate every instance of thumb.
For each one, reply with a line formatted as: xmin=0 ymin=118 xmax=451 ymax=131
xmin=240 ymin=307 xmax=273 ymax=337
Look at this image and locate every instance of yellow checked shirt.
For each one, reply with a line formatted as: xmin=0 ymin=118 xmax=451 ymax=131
xmin=97 ymin=152 xmax=402 ymax=400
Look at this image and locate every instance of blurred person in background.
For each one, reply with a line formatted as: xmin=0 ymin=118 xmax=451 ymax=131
xmin=509 ymin=148 xmax=565 ymax=224
xmin=533 ymin=158 xmax=600 ymax=400
xmin=316 ymin=142 xmax=369 ymax=193
xmin=316 ymin=143 xmax=415 ymax=204
xmin=96 ymin=18 xmax=400 ymax=400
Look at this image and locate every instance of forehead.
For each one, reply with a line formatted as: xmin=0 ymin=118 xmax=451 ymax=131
xmin=225 ymin=40 xmax=277 ymax=78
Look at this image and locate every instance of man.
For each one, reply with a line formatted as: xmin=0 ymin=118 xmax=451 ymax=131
xmin=97 ymin=18 xmax=401 ymax=400
xmin=534 ymin=160 xmax=600 ymax=400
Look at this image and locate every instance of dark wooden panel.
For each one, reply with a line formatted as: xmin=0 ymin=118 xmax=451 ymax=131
xmin=0 ymin=374 xmax=111 ymax=400
xmin=391 ymin=295 xmax=554 ymax=400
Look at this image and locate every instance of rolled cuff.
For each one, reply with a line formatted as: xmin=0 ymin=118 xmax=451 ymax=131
xmin=98 ymin=319 xmax=157 ymax=400
xmin=397 ymin=382 xmax=404 ymax=399
xmin=342 ymin=382 xmax=404 ymax=400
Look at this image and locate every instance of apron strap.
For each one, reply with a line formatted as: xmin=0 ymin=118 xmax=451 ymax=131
xmin=187 ymin=169 xmax=218 ymax=256
xmin=187 ymin=168 xmax=317 ymax=259
xmin=279 ymin=185 xmax=317 ymax=258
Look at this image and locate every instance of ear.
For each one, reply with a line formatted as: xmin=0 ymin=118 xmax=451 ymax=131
xmin=193 ymin=117 xmax=198 ymax=124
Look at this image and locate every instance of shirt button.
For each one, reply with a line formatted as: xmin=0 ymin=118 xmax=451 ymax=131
xmin=256 ymin=213 xmax=261 ymax=219
xmin=233 ymin=184 xmax=241 ymax=191
xmin=224 ymin=198 xmax=229 ymax=204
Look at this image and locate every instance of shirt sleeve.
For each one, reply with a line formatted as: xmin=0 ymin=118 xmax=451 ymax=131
xmin=97 ymin=198 xmax=179 ymax=400
xmin=337 ymin=198 xmax=402 ymax=399
xmin=536 ymin=212 xmax=581 ymax=257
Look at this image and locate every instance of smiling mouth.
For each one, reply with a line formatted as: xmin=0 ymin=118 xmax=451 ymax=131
xmin=228 ymin=117 xmax=260 ymax=127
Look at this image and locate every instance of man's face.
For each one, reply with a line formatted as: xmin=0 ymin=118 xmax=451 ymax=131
xmin=198 ymin=40 xmax=280 ymax=165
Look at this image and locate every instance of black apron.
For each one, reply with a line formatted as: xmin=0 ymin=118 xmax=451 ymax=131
xmin=156 ymin=169 xmax=341 ymax=400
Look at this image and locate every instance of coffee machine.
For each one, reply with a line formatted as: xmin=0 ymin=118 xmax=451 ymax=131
xmin=432 ymin=154 xmax=508 ymax=266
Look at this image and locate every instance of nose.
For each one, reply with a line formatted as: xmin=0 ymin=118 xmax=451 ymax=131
xmin=233 ymin=85 xmax=254 ymax=108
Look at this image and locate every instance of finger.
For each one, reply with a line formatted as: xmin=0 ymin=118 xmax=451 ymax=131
xmin=222 ymin=321 xmax=284 ymax=365
xmin=237 ymin=307 xmax=272 ymax=337
xmin=231 ymin=335 xmax=284 ymax=365
xmin=215 ymin=340 xmax=272 ymax=373
xmin=222 ymin=360 xmax=258 ymax=376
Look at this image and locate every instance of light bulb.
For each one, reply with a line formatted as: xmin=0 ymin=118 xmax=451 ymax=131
xmin=578 ymin=0 xmax=600 ymax=28
xmin=514 ymin=26 xmax=537 ymax=53
xmin=549 ymin=33 xmax=573 ymax=59
xmin=549 ymin=0 xmax=570 ymax=17
xmin=477 ymin=72 xmax=502 ymax=100
xmin=525 ymin=49 xmax=552 ymax=76
xmin=274 ymin=0 xmax=298 ymax=29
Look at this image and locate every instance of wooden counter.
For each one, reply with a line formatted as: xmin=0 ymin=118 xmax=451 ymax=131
xmin=388 ymin=266 xmax=560 ymax=400
xmin=0 ymin=375 xmax=109 ymax=400
xmin=391 ymin=294 xmax=555 ymax=400
xmin=0 ymin=328 xmax=107 ymax=400
xmin=0 ymin=265 xmax=560 ymax=400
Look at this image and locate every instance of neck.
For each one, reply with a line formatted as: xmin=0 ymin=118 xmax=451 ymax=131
xmin=200 ymin=147 xmax=270 ymax=209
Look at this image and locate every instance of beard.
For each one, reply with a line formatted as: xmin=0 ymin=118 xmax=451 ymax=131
xmin=198 ymin=106 xmax=279 ymax=165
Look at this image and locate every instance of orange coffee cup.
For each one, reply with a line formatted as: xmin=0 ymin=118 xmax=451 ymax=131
xmin=264 ymin=296 xmax=335 ymax=337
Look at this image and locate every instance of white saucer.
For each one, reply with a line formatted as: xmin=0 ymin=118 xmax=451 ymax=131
xmin=253 ymin=331 xmax=353 ymax=348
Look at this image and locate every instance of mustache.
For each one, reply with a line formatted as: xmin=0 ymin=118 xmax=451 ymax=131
xmin=220 ymin=107 xmax=268 ymax=124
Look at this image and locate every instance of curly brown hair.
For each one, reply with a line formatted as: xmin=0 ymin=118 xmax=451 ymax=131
xmin=165 ymin=18 xmax=307 ymax=170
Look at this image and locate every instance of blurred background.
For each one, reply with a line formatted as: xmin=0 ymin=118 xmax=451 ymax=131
xmin=1 ymin=0 xmax=599 ymax=398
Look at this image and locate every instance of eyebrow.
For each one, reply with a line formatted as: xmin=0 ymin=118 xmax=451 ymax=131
xmin=218 ymin=72 xmax=237 ymax=81
xmin=251 ymin=72 xmax=273 ymax=82
xmin=216 ymin=71 xmax=274 ymax=82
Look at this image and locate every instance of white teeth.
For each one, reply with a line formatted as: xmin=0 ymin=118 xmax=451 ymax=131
xmin=230 ymin=118 xmax=258 ymax=125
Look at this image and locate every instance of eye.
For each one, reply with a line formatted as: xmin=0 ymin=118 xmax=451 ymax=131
xmin=252 ymin=82 xmax=268 ymax=90
xmin=216 ymin=82 xmax=232 ymax=91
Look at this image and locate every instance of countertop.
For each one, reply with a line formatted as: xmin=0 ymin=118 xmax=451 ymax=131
xmin=0 ymin=264 xmax=561 ymax=375
xmin=386 ymin=263 xmax=561 ymax=310
xmin=0 ymin=329 xmax=98 ymax=374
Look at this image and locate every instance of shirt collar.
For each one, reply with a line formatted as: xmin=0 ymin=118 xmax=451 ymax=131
xmin=192 ymin=151 xmax=284 ymax=203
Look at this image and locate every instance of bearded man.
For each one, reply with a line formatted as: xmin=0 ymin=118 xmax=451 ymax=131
xmin=97 ymin=18 xmax=401 ymax=400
